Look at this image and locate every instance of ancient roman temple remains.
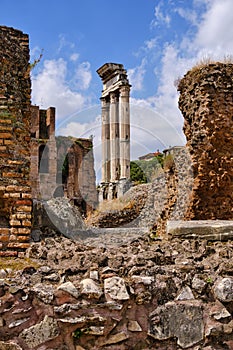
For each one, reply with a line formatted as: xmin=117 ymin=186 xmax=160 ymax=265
xmin=97 ymin=63 xmax=131 ymax=201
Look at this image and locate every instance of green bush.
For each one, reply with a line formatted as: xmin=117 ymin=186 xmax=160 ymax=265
xmin=130 ymin=154 xmax=164 ymax=183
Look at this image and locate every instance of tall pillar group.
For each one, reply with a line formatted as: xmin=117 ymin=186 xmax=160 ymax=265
xmin=97 ymin=63 xmax=131 ymax=200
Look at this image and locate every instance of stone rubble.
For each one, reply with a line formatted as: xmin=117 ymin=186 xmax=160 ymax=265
xmin=0 ymin=234 xmax=232 ymax=349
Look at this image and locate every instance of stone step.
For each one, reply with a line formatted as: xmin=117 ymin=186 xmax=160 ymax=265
xmin=167 ymin=220 xmax=233 ymax=240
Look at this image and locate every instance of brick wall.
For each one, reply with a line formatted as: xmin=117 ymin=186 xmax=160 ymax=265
xmin=0 ymin=26 xmax=32 ymax=256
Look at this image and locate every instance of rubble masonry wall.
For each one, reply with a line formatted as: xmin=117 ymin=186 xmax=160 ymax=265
xmin=178 ymin=63 xmax=233 ymax=220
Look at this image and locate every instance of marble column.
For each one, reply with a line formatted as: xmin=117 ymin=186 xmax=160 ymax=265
xmin=120 ymin=85 xmax=130 ymax=179
xmin=101 ymin=97 xmax=110 ymax=183
xmin=110 ymin=91 xmax=120 ymax=182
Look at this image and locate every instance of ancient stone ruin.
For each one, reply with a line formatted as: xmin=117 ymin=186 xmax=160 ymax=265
xmin=0 ymin=25 xmax=233 ymax=350
xmin=178 ymin=63 xmax=233 ymax=220
xmin=0 ymin=26 xmax=32 ymax=256
xmin=30 ymin=106 xmax=57 ymax=199
xmin=97 ymin=63 xmax=131 ymax=201
xmin=30 ymin=106 xmax=97 ymax=214
xmin=56 ymin=136 xmax=98 ymax=214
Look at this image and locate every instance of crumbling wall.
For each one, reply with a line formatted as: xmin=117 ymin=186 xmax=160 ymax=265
xmin=0 ymin=26 xmax=32 ymax=256
xmin=56 ymin=136 xmax=98 ymax=214
xmin=178 ymin=63 xmax=233 ymax=220
xmin=30 ymin=106 xmax=57 ymax=199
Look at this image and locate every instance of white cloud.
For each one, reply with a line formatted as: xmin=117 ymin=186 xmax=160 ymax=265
xmin=58 ymin=33 xmax=75 ymax=52
xmin=128 ymin=59 xmax=147 ymax=91
xmin=74 ymin=62 xmax=92 ymax=90
xmin=151 ymin=2 xmax=171 ymax=28
xmin=70 ymin=53 xmax=80 ymax=62
xmin=194 ymin=0 xmax=233 ymax=54
xmin=175 ymin=7 xmax=198 ymax=26
xmin=31 ymin=58 xmax=88 ymax=119
xmin=145 ymin=38 xmax=158 ymax=50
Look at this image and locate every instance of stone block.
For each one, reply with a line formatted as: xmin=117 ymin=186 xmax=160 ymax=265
xmin=214 ymin=277 xmax=233 ymax=302
xmin=104 ymin=276 xmax=129 ymax=301
xmin=57 ymin=282 xmax=80 ymax=299
xmin=19 ymin=316 xmax=59 ymax=349
xmin=80 ymin=278 xmax=103 ymax=299
xmin=148 ymin=301 xmax=204 ymax=349
xmin=0 ymin=341 xmax=23 ymax=349
xmin=167 ymin=220 xmax=233 ymax=240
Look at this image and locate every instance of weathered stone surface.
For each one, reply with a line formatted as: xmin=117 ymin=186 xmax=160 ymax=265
xmin=131 ymin=275 xmax=154 ymax=285
xmin=57 ymin=281 xmax=79 ymax=299
xmin=80 ymin=278 xmax=103 ymax=299
xmin=176 ymin=286 xmax=195 ymax=300
xmin=0 ymin=342 xmax=22 ymax=350
xmin=34 ymin=197 xmax=86 ymax=239
xmin=167 ymin=220 xmax=233 ymax=240
xmin=19 ymin=316 xmax=59 ymax=348
xmin=192 ymin=275 xmax=207 ymax=293
xmin=86 ymin=326 xmax=104 ymax=335
xmin=209 ymin=301 xmax=231 ymax=321
xmin=0 ymin=233 xmax=233 ymax=349
xmin=104 ymin=276 xmax=129 ymax=301
xmin=214 ymin=277 xmax=233 ymax=302
xmin=149 ymin=301 xmax=204 ymax=348
xmin=32 ymin=283 xmax=54 ymax=303
xmin=101 ymin=332 xmax=129 ymax=345
xmin=128 ymin=320 xmax=142 ymax=332
xmin=178 ymin=63 xmax=233 ymax=220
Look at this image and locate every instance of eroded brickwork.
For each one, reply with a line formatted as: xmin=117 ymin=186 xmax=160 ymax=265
xmin=57 ymin=136 xmax=98 ymax=214
xmin=0 ymin=26 xmax=32 ymax=255
xmin=30 ymin=106 xmax=57 ymax=199
xmin=178 ymin=63 xmax=233 ymax=220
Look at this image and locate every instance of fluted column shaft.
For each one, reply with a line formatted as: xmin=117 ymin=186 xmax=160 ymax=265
xmin=110 ymin=91 xmax=120 ymax=182
xmin=120 ymin=86 xmax=130 ymax=179
xmin=101 ymin=97 xmax=110 ymax=183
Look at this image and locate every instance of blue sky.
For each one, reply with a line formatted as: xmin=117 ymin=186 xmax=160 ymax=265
xmin=1 ymin=0 xmax=233 ymax=180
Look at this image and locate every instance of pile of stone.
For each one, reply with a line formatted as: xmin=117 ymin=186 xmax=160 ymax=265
xmin=0 ymin=233 xmax=232 ymax=349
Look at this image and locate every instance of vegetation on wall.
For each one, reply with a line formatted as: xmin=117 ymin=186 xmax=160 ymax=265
xmin=130 ymin=153 xmax=164 ymax=184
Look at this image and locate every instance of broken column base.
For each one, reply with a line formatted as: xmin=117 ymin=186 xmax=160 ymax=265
xmin=98 ymin=179 xmax=131 ymax=202
xmin=167 ymin=220 xmax=233 ymax=240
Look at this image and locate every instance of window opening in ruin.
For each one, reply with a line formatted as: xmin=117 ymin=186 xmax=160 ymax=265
xmin=112 ymin=185 xmax=117 ymax=199
xmin=103 ymin=187 xmax=108 ymax=200
xmin=39 ymin=144 xmax=49 ymax=173
xmin=62 ymin=154 xmax=69 ymax=185
xmin=39 ymin=111 xmax=49 ymax=139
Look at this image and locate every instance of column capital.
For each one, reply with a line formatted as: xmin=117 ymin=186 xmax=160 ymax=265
xmin=110 ymin=91 xmax=119 ymax=104
xmin=120 ymin=85 xmax=130 ymax=97
xmin=100 ymin=97 xmax=110 ymax=107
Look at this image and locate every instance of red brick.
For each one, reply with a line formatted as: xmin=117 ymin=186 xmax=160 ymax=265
xmin=7 ymin=242 xmax=30 ymax=249
xmin=0 ymin=228 xmax=9 ymax=234
xmin=17 ymin=228 xmax=31 ymax=234
xmin=17 ymin=235 xmax=30 ymax=242
xmin=0 ymin=251 xmax=18 ymax=257
xmin=0 ymin=235 xmax=10 ymax=242
xmin=0 ymin=132 xmax=12 ymax=139
xmin=15 ymin=199 xmax=32 ymax=206
xmin=16 ymin=206 xmax=32 ymax=212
